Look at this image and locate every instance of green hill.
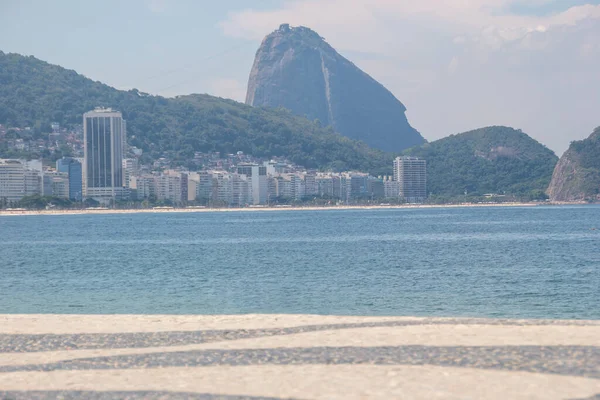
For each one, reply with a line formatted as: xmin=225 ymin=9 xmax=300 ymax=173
xmin=0 ymin=51 xmax=393 ymax=174
xmin=403 ymin=126 xmax=558 ymax=198
xmin=547 ymin=127 xmax=600 ymax=202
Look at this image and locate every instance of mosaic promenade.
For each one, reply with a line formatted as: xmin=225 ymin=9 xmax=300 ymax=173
xmin=0 ymin=315 xmax=599 ymax=399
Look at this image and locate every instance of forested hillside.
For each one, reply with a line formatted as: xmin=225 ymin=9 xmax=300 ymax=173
xmin=0 ymin=51 xmax=393 ymax=174
xmin=403 ymin=126 xmax=558 ymax=198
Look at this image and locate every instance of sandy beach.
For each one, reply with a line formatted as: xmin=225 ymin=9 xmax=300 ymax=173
xmin=0 ymin=314 xmax=599 ymax=399
xmin=0 ymin=202 xmax=550 ymax=217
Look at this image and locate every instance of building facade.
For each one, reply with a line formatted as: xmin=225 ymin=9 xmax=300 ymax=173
xmin=0 ymin=159 xmax=27 ymax=203
xmin=56 ymin=157 xmax=82 ymax=201
xmin=83 ymin=108 xmax=125 ymax=202
xmin=237 ymin=164 xmax=268 ymax=205
xmin=393 ymin=156 xmax=427 ymax=202
xmin=42 ymin=172 xmax=70 ymax=199
xmin=122 ymin=158 xmax=138 ymax=189
xmin=383 ymin=176 xmax=400 ymax=199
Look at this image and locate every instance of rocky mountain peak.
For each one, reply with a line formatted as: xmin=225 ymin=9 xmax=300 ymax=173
xmin=245 ymin=24 xmax=425 ymax=152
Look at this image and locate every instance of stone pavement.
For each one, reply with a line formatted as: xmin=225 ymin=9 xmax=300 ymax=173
xmin=0 ymin=315 xmax=599 ymax=399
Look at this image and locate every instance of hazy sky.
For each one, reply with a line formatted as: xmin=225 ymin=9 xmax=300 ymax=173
xmin=1 ymin=0 xmax=599 ymax=155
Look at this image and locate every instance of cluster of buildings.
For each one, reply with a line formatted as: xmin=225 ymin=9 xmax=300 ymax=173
xmin=0 ymin=158 xmax=81 ymax=204
xmin=0 ymin=108 xmax=427 ymax=207
xmin=129 ymin=167 xmax=411 ymax=207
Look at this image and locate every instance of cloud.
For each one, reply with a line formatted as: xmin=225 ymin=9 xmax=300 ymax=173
xmin=219 ymin=1 xmax=600 ymax=154
xmin=221 ymin=1 xmax=600 ymax=48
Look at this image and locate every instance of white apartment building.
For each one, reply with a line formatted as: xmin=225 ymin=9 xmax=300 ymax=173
xmin=231 ymin=174 xmax=252 ymax=206
xmin=129 ymin=175 xmax=156 ymax=200
xmin=269 ymin=173 xmax=306 ymax=201
xmin=237 ymin=164 xmax=268 ymax=205
xmin=155 ymin=171 xmax=185 ymax=205
xmin=213 ymin=171 xmax=232 ymax=206
xmin=383 ymin=179 xmax=401 ymax=199
xmin=122 ymin=158 xmax=138 ymax=189
xmin=0 ymin=159 xmax=27 ymax=202
xmin=0 ymin=159 xmax=53 ymax=203
xmin=393 ymin=156 xmax=427 ymax=202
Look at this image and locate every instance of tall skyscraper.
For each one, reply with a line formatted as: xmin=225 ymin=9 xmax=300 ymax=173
xmin=393 ymin=156 xmax=427 ymax=203
xmin=56 ymin=157 xmax=82 ymax=201
xmin=83 ymin=108 xmax=125 ymax=202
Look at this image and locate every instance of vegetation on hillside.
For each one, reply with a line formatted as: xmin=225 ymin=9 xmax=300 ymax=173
xmin=570 ymin=127 xmax=600 ymax=198
xmin=0 ymin=51 xmax=393 ymax=174
xmin=548 ymin=127 xmax=600 ymax=201
xmin=403 ymin=126 xmax=558 ymax=198
xmin=570 ymin=127 xmax=600 ymax=170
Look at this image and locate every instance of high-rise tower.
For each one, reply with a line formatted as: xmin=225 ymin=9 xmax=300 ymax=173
xmin=83 ymin=108 xmax=125 ymax=202
xmin=393 ymin=156 xmax=427 ymax=203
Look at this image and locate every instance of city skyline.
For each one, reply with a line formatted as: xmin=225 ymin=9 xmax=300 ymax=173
xmin=0 ymin=108 xmax=429 ymax=207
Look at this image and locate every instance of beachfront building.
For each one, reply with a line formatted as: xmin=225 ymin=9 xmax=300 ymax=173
xmin=83 ymin=108 xmax=126 ymax=203
xmin=42 ymin=172 xmax=70 ymax=199
xmin=367 ymin=177 xmax=385 ymax=200
xmin=393 ymin=156 xmax=427 ymax=203
xmin=237 ymin=163 xmax=268 ymax=205
xmin=0 ymin=159 xmax=58 ymax=203
xmin=348 ymin=173 xmax=370 ymax=201
xmin=382 ymin=176 xmax=400 ymax=199
xmin=155 ymin=170 xmax=188 ymax=205
xmin=231 ymin=174 xmax=252 ymax=207
xmin=122 ymin=158 xmax=139 ymax=189
xmin=129 ymin=175 xmax=156 ymax=200
xmin=196 ymin=171 xmax=213 ymax=204
xmin=0 ymin=159 xmax=28 ymax=203
xmin=304 ymin=172 xmax=318 ymax=197
xmin=56 ymin=157 xmax=83 ymax=201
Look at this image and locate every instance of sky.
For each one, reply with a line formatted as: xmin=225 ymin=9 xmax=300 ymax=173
xmin=1 ymin=0 xmax=599 ymax=156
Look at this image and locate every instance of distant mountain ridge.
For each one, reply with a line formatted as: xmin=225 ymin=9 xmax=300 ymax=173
xmin=547 ymin=127 xmax=600 ymax=202
xmin=246 ymin=24 xmax=425 ymax=152
xmin=0 ymin=51 xmax=393 ymax=174
xmin=403 ymin=126 xmax=558 ymax=198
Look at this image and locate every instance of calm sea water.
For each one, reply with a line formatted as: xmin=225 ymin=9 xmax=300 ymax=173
xmin=1 ymin=206 xmax=599 ymax=318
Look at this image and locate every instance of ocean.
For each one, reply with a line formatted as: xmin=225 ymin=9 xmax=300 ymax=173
xmin=1 ymin=205 xmax=599 ymax=318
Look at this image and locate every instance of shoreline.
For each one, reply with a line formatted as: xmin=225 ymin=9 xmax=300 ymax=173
xmin=0 ymin=201 xmax=587 ymax=217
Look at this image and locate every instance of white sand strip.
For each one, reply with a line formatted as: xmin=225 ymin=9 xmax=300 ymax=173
xmin=0 ymin=202 xmax=541 ymax=217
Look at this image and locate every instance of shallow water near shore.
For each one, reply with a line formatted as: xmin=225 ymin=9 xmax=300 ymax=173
xmin=1 ymin=205 xmax=599 ymax=318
